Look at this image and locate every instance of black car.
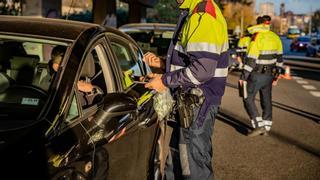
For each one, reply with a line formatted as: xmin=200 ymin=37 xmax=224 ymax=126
xmin=0 ymin=16 xmax=160 ymax=179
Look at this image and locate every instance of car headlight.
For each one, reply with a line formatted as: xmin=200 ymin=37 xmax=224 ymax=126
xmin=299 ymin=43 xmax=303 ymax=47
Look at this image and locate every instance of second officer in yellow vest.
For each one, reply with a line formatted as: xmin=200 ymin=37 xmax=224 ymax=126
xmin=239 ymin=15 xmax=283 ymax=136
xmin=237 ymin=27 xmax=252 ymax=68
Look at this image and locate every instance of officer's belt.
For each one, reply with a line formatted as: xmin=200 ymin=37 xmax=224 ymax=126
xmin=258 ymin=54 xmax=278 ymax=60
xmin=253 ymin=64 xmax=275 ymax=74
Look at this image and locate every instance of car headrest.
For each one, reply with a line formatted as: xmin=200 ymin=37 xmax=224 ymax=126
xmin=80 ymin=53 xmax=95 ymax=78
xmin=10 ymin=55 xmax=39 ymax=70
xmin=0 ymin=72 xmax=10 ymax=93
xmin=8 ymin=55 xmax=39 ymax=84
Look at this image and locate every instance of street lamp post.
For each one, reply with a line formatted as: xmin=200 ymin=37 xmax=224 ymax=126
xmin=241 ymin=9 xmax=244 ymax=37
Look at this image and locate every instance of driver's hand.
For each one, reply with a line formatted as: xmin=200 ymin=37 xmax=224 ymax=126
xmin=143 ymin=52 xmax=164 ymax=69
xmin=78 ymin=80 xmax=93 ymax=93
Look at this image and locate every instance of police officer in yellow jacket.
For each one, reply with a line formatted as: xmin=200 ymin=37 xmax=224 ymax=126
xmin=237 ymin=26 xmax=252 ymax=68
xmin=239 ymin=15 xmax=283 ymax=136
xmin=144 ymin=0 xmax=229 ymax=179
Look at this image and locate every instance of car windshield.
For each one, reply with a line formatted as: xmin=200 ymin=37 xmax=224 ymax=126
xmin=125 ymin=30 xmax=173 ymax=57
xmin=0 ymin=35 xmax=68 ymax=122
xmin=288 ymin=28 xmax=300 ymax=34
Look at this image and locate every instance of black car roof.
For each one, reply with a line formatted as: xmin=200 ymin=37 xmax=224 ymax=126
xmin=119 ymin=23 xmax=176 ymax=32
xmin=0 ymin=16 xmax=103 ymax=40
xmin=0 ymin=16 xmax=138 ymax=45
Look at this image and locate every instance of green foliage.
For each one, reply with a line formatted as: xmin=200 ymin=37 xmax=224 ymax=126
xmin=61 ymin=10 xmax=93 ymax=23
xmin=152 ymin=0 xmax=179 ymax=23
xmin=312 ymin=10 xmax=320 ymax=32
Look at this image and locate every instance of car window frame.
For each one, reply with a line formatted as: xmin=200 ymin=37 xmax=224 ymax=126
xmin=62 ymin=37 xmax=116 ymax=129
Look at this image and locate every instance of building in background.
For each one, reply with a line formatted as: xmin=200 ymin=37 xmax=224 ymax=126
xmin=259 ymin=2 xmax=275 ymax=17
xmin=256 ymin=2 xmax=312 ymax=35
xmin=278 ymin=3 xmax=311 ymax=35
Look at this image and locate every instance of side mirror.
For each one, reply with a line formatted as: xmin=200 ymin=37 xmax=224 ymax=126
xmin=94 ymin=93 xmax=137 ymax=129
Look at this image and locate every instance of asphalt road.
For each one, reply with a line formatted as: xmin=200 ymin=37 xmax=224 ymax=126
xmin=213 ymin=62 xmax=320 ymax=179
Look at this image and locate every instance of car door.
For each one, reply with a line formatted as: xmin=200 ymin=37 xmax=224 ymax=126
xmin=102 ymin=32 xmax=159 ymax=180
xmin=46 ymin=38 xmax=117 ymax=178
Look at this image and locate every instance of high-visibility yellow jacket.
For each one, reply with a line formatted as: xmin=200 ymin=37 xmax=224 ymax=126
xmin=162 ymin=0 xmax=229 ymax=105
xmin=238 ymin=36 xmax=251 ymax=49
xmin=241 ymin=24 xmax=283 ymax=80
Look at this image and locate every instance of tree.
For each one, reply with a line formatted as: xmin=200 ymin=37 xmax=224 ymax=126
xmin=223 ymin=2 xmax=255 ymax=34
xmin=312 ymin=9 xmax=320 ymax=33
xmin=152 ymin=0 xmax=179 ymax=23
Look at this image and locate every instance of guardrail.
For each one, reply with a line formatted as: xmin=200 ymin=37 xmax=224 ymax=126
xmin=283 ymin=55 xmax=320 ymax=69
xmin=283 ymin=55 xmax=320 ymax=62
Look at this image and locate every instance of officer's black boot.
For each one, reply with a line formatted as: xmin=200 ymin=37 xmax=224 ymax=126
xmin=247 ymin=127 xmax=267 ymax=137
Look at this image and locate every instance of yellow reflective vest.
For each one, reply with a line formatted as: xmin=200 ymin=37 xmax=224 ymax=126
xmin=178 ymin=0 xmax=229 ymax=54
xmin=241 ymin=24 xmax=283 ymax=78
xmin=238 ymin=36 xmax=251 ymax=49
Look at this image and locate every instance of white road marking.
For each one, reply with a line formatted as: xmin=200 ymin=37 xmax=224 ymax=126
xmin=302 ymin=85 xmax=317 ymax=90
xmin=296 ymin=80 xmax=308 ymax=84
xmin=292 ymin=76 xmax=302 ymax=80
xmin=310 ymin=91 xmax=320 ymax=97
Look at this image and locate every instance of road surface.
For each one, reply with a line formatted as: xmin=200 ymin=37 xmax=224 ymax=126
xmin=213 ymin=59 xmax=320 ymax=179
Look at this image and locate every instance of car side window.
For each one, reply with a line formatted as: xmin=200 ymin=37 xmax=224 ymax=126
xmin=108 ymin=35 xmax=144 ymax=89
xmin=64 ymin=42 xmax=114 ymax=126
xmin=66 ymin=94 xmax=79 ymax=122
xmin=77 ymin=45 xmax=108 ymax=109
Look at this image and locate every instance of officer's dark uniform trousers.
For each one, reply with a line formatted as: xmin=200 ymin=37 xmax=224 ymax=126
xmin=165 ymin=101 xmax=219 ymax=180
xmin=244 ymin=70 xmax=273 ymax=129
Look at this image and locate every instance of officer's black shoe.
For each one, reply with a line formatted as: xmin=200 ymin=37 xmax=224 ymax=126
xmin=247 ymin=127 xmax=267 ymax=137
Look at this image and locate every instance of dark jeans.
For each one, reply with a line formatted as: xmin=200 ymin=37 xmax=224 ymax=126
xmin=244 ymin=72 xmax=273 ymax=123
xmin=164 ymin=103 xmax=219 ymax=180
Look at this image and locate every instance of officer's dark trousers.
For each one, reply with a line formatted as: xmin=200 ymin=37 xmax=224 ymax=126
xmin=164 ymin=103 xmax=219 ymax=180
xmin=244 ymin=72 xmax=273 ymax=128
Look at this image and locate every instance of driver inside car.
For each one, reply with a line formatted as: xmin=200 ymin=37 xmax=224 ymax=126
xmin=48 ymin=45 xmax=94 ymax=93
xmin=41 ymin=45 xmax=100 ymax=108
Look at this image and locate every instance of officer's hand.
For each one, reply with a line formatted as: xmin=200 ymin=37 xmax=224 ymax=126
xmin=272 ymin=79 xmax=278 ymax=86
xmin=143 ymin=52 xmax=164 ymax=69
xmin=239 ymin=80 xmax=243 ymax=86
xmin=145 ymin=73 xmax=167 ymax=93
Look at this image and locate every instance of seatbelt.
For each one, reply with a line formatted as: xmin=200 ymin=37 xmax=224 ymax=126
xmin=165 ymin=9 xmax=188 ymax=73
